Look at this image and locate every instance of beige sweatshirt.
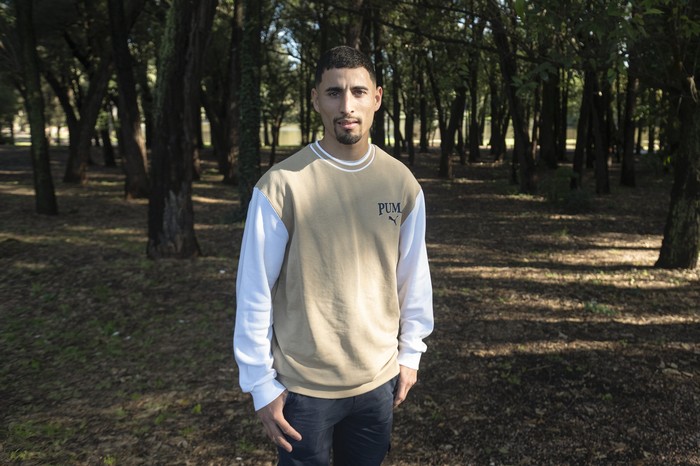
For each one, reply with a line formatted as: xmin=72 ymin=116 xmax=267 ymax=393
xmin=234 ymin=142 xmax=433 ymax=409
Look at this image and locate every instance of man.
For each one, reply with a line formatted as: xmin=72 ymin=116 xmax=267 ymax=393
xmin=233 ymin=46 xmax=433 ymax=465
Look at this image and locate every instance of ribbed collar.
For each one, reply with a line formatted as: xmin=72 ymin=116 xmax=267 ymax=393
xmin=310 ymin=141 xmax=375 ymax=172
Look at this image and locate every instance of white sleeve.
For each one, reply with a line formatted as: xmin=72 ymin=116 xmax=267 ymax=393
xmin=396 ymin=189 xmax=434 ymax=369
xmin=233 ymin=188 xmax=288 ymax=411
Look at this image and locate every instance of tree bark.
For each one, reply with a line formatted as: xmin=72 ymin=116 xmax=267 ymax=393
xmin=489 ymin=1 xmax=535 ymax=193
xmin=656 ymin=78 xmax=700 ymax=269
xmin=16 ymin=0 xmax=58 ymax=215
xmin=590 ymin=73 xmax=610 ymax=194
xmin=489 ymin=76 xmax=508 ymax=160
xmin=571 ymin=71 xmax=593 ymax=189
xmin=540 ymin=69 xmax=559 ymax=169
xmin=441 ymin=86 xmax=466 ymax=178
xmin=108 ymin=0 xmax=150 ymax=199
xmin=558 ymin=69 xmax=571 ymax=162
xmin=236 ymin=0 xmax=262 ymax=219
xmin=370 ymin=17 xmax=386 ymax=150
xmin=391 ymin=56 xmax=402 ymax=158
xmin=468 ymin=23 xmax=485 ymax=163
xmin=147 ymin=0 xmax=217 ymax=258
xmin=63 ymin=55 xmax=113 ymax=184
xmin=418 ymin=71 xmax=429 ymax=153
xmin=620 ymin=66 xmax=639 ymax=187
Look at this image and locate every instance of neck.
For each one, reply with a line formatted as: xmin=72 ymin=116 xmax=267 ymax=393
xmin=318 ymin=137 xmax=370 ymax=161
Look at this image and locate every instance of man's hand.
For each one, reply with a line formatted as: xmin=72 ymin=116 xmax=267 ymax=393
xmin=256 ymin=391 xmax=302 ymax=452
xmin=393 ymin=365 xmax=418 ymax=408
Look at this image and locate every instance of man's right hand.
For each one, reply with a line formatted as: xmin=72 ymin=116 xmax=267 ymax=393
xmin=256 ymin=390 xmax=302 ymax=452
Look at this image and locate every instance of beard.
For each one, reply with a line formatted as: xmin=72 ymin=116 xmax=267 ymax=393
xmin=333 ymin=117 xmax=363 ymax=145
xmin=335 ymin=131 xmax=362 ymax=145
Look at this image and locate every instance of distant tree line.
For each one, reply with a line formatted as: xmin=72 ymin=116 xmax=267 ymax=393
xmin=0 ymin=0 xmax=698 ymax=268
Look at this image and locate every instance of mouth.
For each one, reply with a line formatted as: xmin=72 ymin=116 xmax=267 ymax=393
xmin=335 ymin=118 xmax=360 ymax=130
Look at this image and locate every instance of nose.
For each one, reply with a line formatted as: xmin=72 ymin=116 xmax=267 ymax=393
xmin=339 ymin=90 xmax=354 ymax=115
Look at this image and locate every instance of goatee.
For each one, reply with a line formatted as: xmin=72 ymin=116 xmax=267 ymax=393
xmin=333 ymin=116 xmax=363 ymax=145
xmin=336 ymin=131 xmax=362 ymax=145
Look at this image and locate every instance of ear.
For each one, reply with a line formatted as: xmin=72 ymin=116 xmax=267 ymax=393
xmin=374 ymin=86 xmax=383 ymax=111
xmin=311 ymin=87 xmax=320 ymax=112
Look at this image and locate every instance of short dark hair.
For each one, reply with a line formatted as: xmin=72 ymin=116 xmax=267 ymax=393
xmin=314 ymin=46 xmax=377 ymax=87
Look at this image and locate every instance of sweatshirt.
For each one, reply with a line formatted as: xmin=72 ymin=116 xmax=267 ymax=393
xmin=233 ymin=142 xmax=433 ymax=410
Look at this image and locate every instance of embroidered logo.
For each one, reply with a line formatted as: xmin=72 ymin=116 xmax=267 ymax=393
xmin=378 ymin=202 xmax=401 ymax=225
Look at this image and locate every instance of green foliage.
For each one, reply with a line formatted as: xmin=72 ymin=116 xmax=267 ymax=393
xmin=584 ymin=300 xmax=618 ymax=316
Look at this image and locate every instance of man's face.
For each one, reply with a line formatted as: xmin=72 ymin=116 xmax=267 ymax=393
xmin=312 ymin=67 xmax=382 ymax=148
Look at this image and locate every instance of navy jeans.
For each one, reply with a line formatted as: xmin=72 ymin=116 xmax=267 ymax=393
xmin=278 ymin=377 xmax=398 ymax=466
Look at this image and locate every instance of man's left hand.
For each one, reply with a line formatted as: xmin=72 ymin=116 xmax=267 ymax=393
xmin=393 ymin=365 xmax=418 ymax=408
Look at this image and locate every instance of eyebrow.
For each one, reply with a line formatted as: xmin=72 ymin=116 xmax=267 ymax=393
xmin=324 ymin=85 xmax=370 ymax=94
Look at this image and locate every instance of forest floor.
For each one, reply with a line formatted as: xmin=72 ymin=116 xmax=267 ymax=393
xmin=0 ymin=144 xmax=699 ymax=466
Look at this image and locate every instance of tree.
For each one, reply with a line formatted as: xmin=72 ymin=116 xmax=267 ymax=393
xmin=147 ymin=0 xmax=218 ymax=258
xmin=107 ymin=0 xmax=150 ymax=199
xmin=651 ymin=1 xmax=700 ymax=269
xmin=261 ymin=40 xmax=295 ymax=166
xmin=486 ymin=0 xmax=535 ymax=193
xmin=201 ymin=0 xmax=242 ymax=185
xmin=38 ymin=1 xmax=115 ymax=184
xmin=236 ymin=0 xmax=262 ymax=218
xmin=15 ymin=0 xmax=58 ymax=215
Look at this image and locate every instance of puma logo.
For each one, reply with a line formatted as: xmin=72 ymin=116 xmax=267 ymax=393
xmin=388 ymin=215 xmax=398 ymax=225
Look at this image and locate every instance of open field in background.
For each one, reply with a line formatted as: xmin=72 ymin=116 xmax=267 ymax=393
xmin=1 ymin=145 xmax=698 ymax=465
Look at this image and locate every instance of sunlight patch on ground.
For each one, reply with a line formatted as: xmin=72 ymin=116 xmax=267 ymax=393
xmin=10 ymin=260 xmax=51 ymax=271
xmin=192 ymin=195 xmax=236 ymax=205
xmin=0 ymin=185 xmax=34 ymax=196
xmin=472 ymin=340 xmax=620 ymax=357
xmin=462 ymin=265 xmax=695 ymax=290
xmin=478 ymin=315 xmax=700 ymax=325
xmin=0 ymin=233 xmax=54 ymax=244
xmin=99 ymin=227 xmax=144 ymax=236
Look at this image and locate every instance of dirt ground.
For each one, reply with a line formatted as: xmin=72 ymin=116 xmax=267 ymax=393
xmin=1 ymin=144 xmax=698 ymax=466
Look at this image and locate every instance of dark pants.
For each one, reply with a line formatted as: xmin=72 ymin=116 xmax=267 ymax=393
xmin=278 ymin=377 xmax=398 ymax=466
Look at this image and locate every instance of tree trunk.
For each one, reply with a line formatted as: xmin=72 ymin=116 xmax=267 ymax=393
xmin=590 ymin=73 xmax=610 ymax=194
xmin=558 ymin=69 xmax=571 ymax=161
xmin=540 ymin=69 xmax=559 ymax=169
xmin=530 ymin=80 xmax=541 ymax=167
xmin=63 ymin=56 xmax=113 ymax=184
xmin=236 ymin=0 xmax=262 ymax=219
xmin=571 ymin=70 xmax=593 ymax=189
xmin=108 ymin=0 xmax=150 ymax=199
xmin=489 ymin=77 xmax=507 ymax=160
xmin=648 ymin=89 xmax=657 ymax=156
xmin=221 ymin=0 xmax=242 ymax=185
xmin=16 ymin=0 xmax=58 ymax=215
xmin=135 ymin=61 xmax=154 ymax=149
xmin=418 ymin=71 xmax=429 ymax=153
xmin=656 ymin=87 xmax=700 ymax=269
xmin=440 ymin=86 xmax=466 ymax=178
xmin=147 ymin=0 xmax=217 ymax=259
xmin=100 ymin=128 xmax=116 ymax=167
xmin=468 ymin=24 xmax=484 ymax=163
xmin=404 ymin=58 xmax=417 ymax=165
xmin=489 ymin=2 xmax=535 ymax=193
xmin=391 ymin=58 xmax=402 ymax=158
xmin=425 ymin=56 xmax=451 ymax=178
xmin=620 ymin=66 xmax=639 ymax=187
xmin=370 ymin=18 xmax=386 ymax=150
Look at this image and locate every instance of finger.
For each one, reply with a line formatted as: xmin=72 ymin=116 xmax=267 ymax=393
xmin=277 ymin=417 xmax=302 ymax=441
xmin=262 ymin=420 xmax=295 ymax=452
xmin=393 ymin=384 xmax=408 ymax=407
xmin=394 ymin=376 xmax=417 ymax=407
xmin=274 ymin=433 xmax=294 ymax=453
